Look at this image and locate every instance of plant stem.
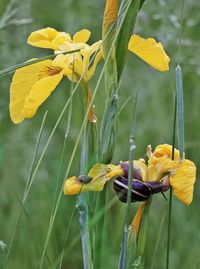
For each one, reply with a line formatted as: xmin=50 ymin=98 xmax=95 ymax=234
xmin=119 ymin=89 xmax=138 ymax=269
xmin=166 ymin=87 xmax=177 ymax=269
xmin=119 ymin=137 xmax=135 ymax=269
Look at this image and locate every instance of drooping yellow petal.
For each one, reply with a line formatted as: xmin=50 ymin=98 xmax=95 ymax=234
xmin=170 ymin=159 xmax=196 ymax=205
xmin=27 ymin=27 xmax=71 ymax=50
xmin=73 ymin=29 xmax=91 ymax=43
xmin=128 ymin=34 xmax=170 ymax=72
xmin=10 ymin=60 xmax=64 ymax=123
xmin=22 ymin=71 xmax=64 ymax=118
xmin=130 ymin=202 xmax=146 ymax=235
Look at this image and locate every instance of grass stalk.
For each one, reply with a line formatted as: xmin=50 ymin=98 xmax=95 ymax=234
xmin=0 ymin=49 xmax=80 ymax=77
xmin=150 ymin=211 xmax=167 ymax=269
xmin=119 ymin=137 xmax=135 ymax=269
xmin=119 ymin=90 xmax=138 ymax=269
xmin=166 ymin=91 xmax=176 ymax=269
xmin=166 ymin=0 xmax=184 ymax=266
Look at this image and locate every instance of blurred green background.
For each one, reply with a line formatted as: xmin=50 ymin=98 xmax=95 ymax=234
xmin=0 ymin=0 xmax=199 ymax=268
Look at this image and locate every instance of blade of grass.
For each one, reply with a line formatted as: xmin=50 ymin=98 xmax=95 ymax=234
xmin=150 ymin=211 xmax=167 ymax=269
xmin=166 ymin=92 xmax=176 ymax=269
xmin=0 ymin=49 xmax=80 ymax=77
xmin=119 ymin=90 xmax=138 ymax=269
xmin=166 ymin=0 xmax=184 ymax=268
xmin=24 ymin=111 xmax=48 ymax=196
xmin=176 ymin=65 xmax=184 ymax=160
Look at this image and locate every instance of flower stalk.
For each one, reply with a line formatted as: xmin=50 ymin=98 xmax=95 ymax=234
xmin=77 ymin=76 xmax=98 ymax=269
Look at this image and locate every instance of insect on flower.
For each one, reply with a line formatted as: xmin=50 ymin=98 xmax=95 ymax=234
xmin=113 ymin=175 xmax=170 ymax=203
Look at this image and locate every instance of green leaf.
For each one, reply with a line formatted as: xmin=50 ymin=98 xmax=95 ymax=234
xmin=116 ymin=0 xmax=141 ymax=79
xmin=175 ymin=65 xmax=184 ymax=160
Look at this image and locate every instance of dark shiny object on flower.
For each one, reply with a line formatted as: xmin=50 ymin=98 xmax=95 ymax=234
xmin=113 ymin=176 xmax=168 ymax=203
xmin=78 ymin=175 xmax=93 ymax=184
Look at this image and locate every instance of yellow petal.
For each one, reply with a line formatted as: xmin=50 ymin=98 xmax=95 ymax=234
xmin=10 ymin=60 xmax=63 ymax=123
xmin=88 ymin=163 xmax=109 ymax=178
xmin=170 ymin=159 xmax=196 ymax=205
xmin=81 ymin=41 xmax=102 ymax=81
xmin=51 ymin=32 xmax=71 ymax=49
xmin=58 ymin=41 xmax=88 ymax=53
xmin=130 ymin=202 xmax=146 ymax=235
xmin=27 ymin=27 xmax=71 ymax=50
xmin=64 ymin=176 xmax=82 ymax=195
xmin=87 ymin=49 xmax=103 ymax=80
xmin=133 ymin=159 xmax=147 ymax=181
xmin=64 ymin=163 xmax=124 ymax=195
xmin=103 ymin=0 xmax=118 ymax=33
xmin=147 ymin=157 xmax=177 ymax=182
xmin=64 ymin=164 xmax=109 ymax=195
xmin=52 ymin=54 xmax=73 ymax=75
xmin=73 ymin=29 xmax=91 ymax=43
xmin=149 ymin=144 xmax=182 ymax=167
xmin=128 ymin=34 xmax=170 ymax=72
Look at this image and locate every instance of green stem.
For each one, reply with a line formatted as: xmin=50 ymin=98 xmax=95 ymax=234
xmin=93 ymin=188 xmax=107 ymax=269
xmin=77 ymin=194 xmax=93 ymax=269
xmin=119 ymin=137 xmax=135 ymax=269
xmin=166 ymin=89 xmax=177 ymax=269
xmin=77 ymin=81 xmax=98 ymax=269
xmin=119 ymin=90 xmax=138 ymax=269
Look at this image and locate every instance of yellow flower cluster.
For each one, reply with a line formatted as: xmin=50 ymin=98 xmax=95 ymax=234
xmin=10 ymin=26 xmax=170 ymax=124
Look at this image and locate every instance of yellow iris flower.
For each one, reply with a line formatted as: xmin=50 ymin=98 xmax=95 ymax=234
xmin=9 ymin=27 xmax=102 ymax=124
xmin=64 ymin=144 xmax=196 ymax=205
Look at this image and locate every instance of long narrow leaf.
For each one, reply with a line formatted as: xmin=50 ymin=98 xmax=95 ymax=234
xmin=176 ymin=65 xmax=184 ymax=160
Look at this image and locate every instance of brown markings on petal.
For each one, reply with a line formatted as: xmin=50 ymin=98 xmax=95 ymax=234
xmin=38 ymin=66 xmax=62 ymax=79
